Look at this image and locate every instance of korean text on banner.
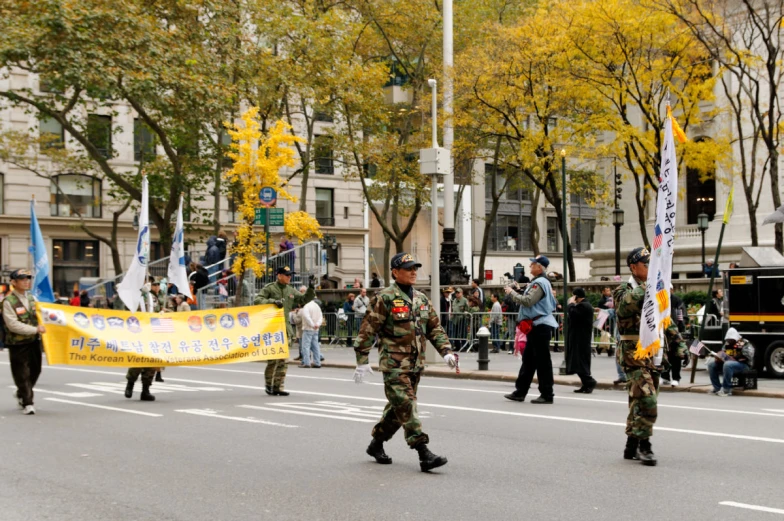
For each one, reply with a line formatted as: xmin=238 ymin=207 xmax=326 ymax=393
xmin=37 ymin=303 xmax=289 ymax=367
xmin=636 ymin=106 xmax=684 ymax=360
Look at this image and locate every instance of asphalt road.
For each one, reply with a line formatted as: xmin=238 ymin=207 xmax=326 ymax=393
xmin=2 ymin=352 xmax=784 ymax=521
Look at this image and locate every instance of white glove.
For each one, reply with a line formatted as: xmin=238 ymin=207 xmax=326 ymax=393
xmin=444 ymin=353 xmax=457 ymax=368
xmin=353 ymin=364 xmax=374 ymax=384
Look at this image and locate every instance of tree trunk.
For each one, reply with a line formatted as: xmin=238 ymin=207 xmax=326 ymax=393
xmin=478 ymin=199 xmax=501 ymax=284
xmin=530 ymin=187 xmax=541 ymax=256
xmin=771 ymin=150 xmax=782 ymax=252
xmin=213 ymin=128 xmax=224 ymax=235
xmin=383 ymin=233 xmax=391 ymax=284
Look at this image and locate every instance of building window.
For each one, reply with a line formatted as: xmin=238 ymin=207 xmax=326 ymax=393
xmin=546 ymin=117 xmax=557 ymax=133
xmin=384 ymin=59 xmax=409 ymax=87
xmin=39 ymin=75 xmax=64 ymax=94
xmin=87 ymin=114 xmax=112 ymax=159
xmin=52 ymin=239 xmax=99 ymax=297
xmin=40 ymin=116 xmax=64 ymax=149
xmin=50 ymin=174 xmax=102 ymax=218
xmin=314 ymin=135 xmax=334 ymax=174
xmin=570 ymin=218 xmax=595 ymax=253
xmin=686 ymin=153 xmax=716 ymax=224
xmin=362 ymin=162 xmax=377 ymax=179
xmin=221 ymin=131 xmax=234 ymax=170
xmin=149 ymin=241 xmax=165 ymax=262
xmin=227 ymin=184 xmax=242 ymax=223
xmin=315 ymin=188 xmax=334 ymax=226
xmin=314 ymin=105 xmax=334 ymax=123
xmin=546 ymin=216 xmax=560 ymax=252
xmin=134 ymin=119 xmax=156 ymax=163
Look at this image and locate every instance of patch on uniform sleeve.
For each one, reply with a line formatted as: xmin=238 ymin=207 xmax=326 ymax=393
xmin=15 ymin=307 xmax=26 ymax=315
xmin=419 ymin=304 xmax=429 ymax=311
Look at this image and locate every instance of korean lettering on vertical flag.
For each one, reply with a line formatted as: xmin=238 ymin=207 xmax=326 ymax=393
xmin=636 ymin=106 xmax=687 ymax=360
xmin=167 ymin=194 xmax=192 ymax=298
xmin=117 ymin=175 xmax=149 ymax=311
xmin=29 ymin=199 xmax=55 ymax=303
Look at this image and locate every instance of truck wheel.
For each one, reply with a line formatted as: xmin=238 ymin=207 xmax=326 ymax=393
xmin=765 ymin=342 xmax=784 ymax=378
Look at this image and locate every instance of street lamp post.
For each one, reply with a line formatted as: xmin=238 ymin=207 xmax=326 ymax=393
xmin=561 ymin=150 xmax=568 ymax=353
xmin=697 ymin=212 xmax=709 ymax=269
xmin=613 ymin=209 xmax=624 ymax=276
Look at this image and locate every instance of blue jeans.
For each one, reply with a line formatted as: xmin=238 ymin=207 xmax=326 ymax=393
xmin=490 ymin=323 xmax=501 ymax=351
xmin=707 ymin=358 xmax=749 ymax=392
xmin=615 ymin=360 xmax=627 ymax=381
xmin=301 ymin=330 xmax=321 ymax=367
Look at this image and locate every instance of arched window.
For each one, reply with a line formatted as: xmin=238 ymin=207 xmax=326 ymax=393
xmin=686 ymin=138 xmax=716 ymax=224
xmin=50 ymin=174 xmax=102 ymax=218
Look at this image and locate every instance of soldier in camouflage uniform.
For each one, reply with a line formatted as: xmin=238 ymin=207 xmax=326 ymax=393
xmin=254 ymin=266 xmax=315 ymax=396
xmin=125 ymin=282 xmax=161 ymax=401
xmin=614 ymin=247 xmax=686 ymax=467
xmin=354 ymin=252 xmax=457 ymax=472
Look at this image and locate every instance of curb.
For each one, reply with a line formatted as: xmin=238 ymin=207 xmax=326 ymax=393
xmin=284 ymin=360 xmax=784 ymax=399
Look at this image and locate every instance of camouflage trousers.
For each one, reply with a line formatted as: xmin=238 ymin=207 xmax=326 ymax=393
xmin=372 ymin=371 xmax=428 ymax=448
xmin=622 ymin=366 xmax=659 ymax=439
xmin=127 ymin=367 xmax=156 ymax=386
xmin=265 ymin=359 xmax=288 ymax=391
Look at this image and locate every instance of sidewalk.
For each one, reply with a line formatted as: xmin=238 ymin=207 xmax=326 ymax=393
xmin=293 ymin=345 xmax=784 ymax=399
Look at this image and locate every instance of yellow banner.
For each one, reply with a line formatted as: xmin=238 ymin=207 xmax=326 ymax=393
xmin=36 ymin=303 xmax=289 ymax=367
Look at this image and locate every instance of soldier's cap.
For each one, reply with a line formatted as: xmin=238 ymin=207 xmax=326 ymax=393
xmin=390 ymin=252 xmax=422 ymax=270
xmin=151 ymin=280 xmax=160 ymax=286
xmin=529 ymin=255 xmax=550 ymax=268
xmin=454 ymin=287 xmax=463 ymax=294
xmin=9 ymin=269 xmax=32 ymax=280
xmin=443 ymin=286 xmax=455 ymax=293
xmin=626 ymin=247 xmax=650 ymax=266
xmin=277 ymin=266 xmax=293 ymax=276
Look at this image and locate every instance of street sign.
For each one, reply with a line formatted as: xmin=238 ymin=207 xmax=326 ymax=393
xmin=254 ymin=208 xmax=285 ymax=232
xmin=258 ymin=186 xmax=277 ymax=208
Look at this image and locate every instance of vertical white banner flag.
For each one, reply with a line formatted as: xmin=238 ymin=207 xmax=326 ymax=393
xmin=637 ymin=106 xmax=684 ymax=359
xmin=168 ymin=195 xmax=192 ymax=299
xmin=117 ymin=176 xmax=149 ymax=311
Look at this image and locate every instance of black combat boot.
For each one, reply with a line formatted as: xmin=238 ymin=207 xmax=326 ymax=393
xmin=366 ymin=439 xmax=393 ymax=464
xmin=636 ymin=439 xmax=657 ymax=466
xmin=155 ymin=371 xmax=164 ymax=383
xmin=415 ymin=443 xmax=448 ymax=472
xmin=125 ymin=379 xmax=135 ymax=399
xmin=140 ymin=384 xmax=156 ymax=402
xmin=623 ymin=436 xmax=638 ymax=460
xmin=265 ymin=385 xmax=273 ymax=395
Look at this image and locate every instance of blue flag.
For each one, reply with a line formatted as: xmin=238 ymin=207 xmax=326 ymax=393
xmin=30 ymin=200 xmax=55 ymax=303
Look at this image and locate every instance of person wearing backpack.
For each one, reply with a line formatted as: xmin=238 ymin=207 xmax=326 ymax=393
xmin=4 ymin=269 xmax=46 ymax=415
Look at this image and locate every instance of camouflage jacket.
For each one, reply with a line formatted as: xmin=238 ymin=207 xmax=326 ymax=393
xmin=451 ymin=296 xmax=469 ymax=314
xmin=354 ymin=282 xmax=452 ymax=372
xmin=614 ymin=277 xmax=686 ymax=369
xmin=254 ymin=282 xmax=315 ymax=337
xmin=3 ymin=292 xmax=38 ymax=346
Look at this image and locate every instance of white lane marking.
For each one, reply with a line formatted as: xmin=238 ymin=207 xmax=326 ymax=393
xmin=67 ymin=383 xmax=173 ymax=395
xmin=720 ymin=501 xmax=784 ymax=515
xmin=178 ymin=364 xmax=784 ymax=419
xmin=45 ymin=398 xmax=163 ymax=417
xmin=176 ymin=408 xmax=297 ymax=428
xmin=8 ymin=385 xmax=101 ymax=398
xmin=270 ymin=401 xmax=384 ymax=418
xmin=238 ymin=404 xmax=375 ymax=423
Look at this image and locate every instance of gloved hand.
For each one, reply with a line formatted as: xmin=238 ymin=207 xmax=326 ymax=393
xmin=273 ymin=300 xmax=284 ymax=308
xmin=353 ymin=364 xmax=374 ymax=384
xmin=444 ymin=353 xmax=457 ymax=368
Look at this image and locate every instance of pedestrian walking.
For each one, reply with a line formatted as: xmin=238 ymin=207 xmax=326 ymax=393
xmin=343 ymin=293 xmax=355 ymax=346
xmin=300 ymin=299 xmax=323 ymax=368
xmin=614 ymin=246 xmax=657 ymax=466
xmin=4 ymin=269 xmax=46 ymax=415
xmin=565 ymin=287 xmax=597 ymax=393
xmin=354 ymin=252 xmax=457 ymax=472
xmin=489 ymin=293 xmax=503 ymax=353
xmin=503 ymin=255 xmax=558 ymax=404
xmin=254 ymin=266 xmax=315 ymax=396
xmin=353 ymin=287 xmax=370 ymax=332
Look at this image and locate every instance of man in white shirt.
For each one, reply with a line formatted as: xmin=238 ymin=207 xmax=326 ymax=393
xmin=300 ymin=299 xmax=324 ymax=368
xmin=353 ymin=288 xmax=370 ymax=330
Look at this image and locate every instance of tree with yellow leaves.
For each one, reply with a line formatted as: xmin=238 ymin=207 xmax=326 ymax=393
xmin=224 ymin=107 xmax=304 ymax=288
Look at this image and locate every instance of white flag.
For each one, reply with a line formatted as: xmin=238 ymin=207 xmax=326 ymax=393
xmin=117 ymin=176 xmax=150 ymax=311
xmin=637 ymin=106 xmax=683 ymax=359
xmin=167 ymin=195 xmax=192 ymax=299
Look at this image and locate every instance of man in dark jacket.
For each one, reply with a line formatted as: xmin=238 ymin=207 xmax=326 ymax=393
xmin=565 ymin=287 xmax=596 ymax=393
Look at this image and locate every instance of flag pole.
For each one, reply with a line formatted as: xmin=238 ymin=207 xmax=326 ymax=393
xmin=30 ymin=195 xmax=35 ymax=279
xmin=689 ymin=188 xmax=733 ymax=383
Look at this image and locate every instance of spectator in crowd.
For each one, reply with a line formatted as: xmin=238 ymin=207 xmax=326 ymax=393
xmin=370 ymin=273 xmax=381 ymax=288
xmin=708 ymin=327 xmax=755 ymax=397
xmin=661 ymin=294 xmax=688 ymax=387
xmin=729 ymin=262 xmax=739 ymax=269
xmin=300 ymin=298 xmax=324 ymax=368
xmin=353 ymin=277 xmax=364 ymax=289
xmin=188 ymin=262 xmax=210 ymax=307
xmin=440 ymin=287 xmax=453 ymax=328
xmin=502 ymin=290 xmax=520 ymax=354
xmin=471 ymin=278 xmax=484 ymax=310
xmin=596 ymin=286 xmax=616 ymax=335
xmin=450 ymin=287 xmax=469 ymax=350
xmin=343 ymin=293 xmax=356 ymax=346
xmin=566 ymin=288 xmax=597 ymax=394
xmin=290 ymin=301 xmax=305 ymax=361
xmin=489 ymin=293 xmax=503 ymax=353
xmin=353 ymin=287 xmax=370 ymax=332
xmin=279 ymin=236 xmax=295 ymax=267
xmin=79 ymin=290 xmax=91 ymax=308
xmin=174 ymin=294 xmax=190 ymax=312
xmin=705 ymin=289 xmax=724 ymax=326
xmin=324 ymin=300 xmax=338 ymax=343
xmin=514 ymin=263 xmax=531 ymax=284
xmin=69 ymin=290 xmax=80 ymax=307
xmin=702 ymin=259 xmax=719 ymax=278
